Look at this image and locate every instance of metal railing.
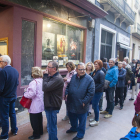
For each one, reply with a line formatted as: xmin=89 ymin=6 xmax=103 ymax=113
xmin=110 ymin=0 xmax=135 ymax=21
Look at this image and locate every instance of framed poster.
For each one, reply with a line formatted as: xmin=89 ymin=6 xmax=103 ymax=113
xmin=0 ymin=37 xmax=8 ymax=55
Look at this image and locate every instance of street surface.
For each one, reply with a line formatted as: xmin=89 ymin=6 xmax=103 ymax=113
xmin=4 ymin=90 xmax=135 ymax=140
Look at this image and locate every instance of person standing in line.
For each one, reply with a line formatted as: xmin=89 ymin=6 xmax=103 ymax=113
xmin=24 ymin=67 xmax=44 ymax=139
xmin=0 ymin=55 xmax=19 ymax=140
xmin=62 ymin=62 xmax=76 ymax=121
xmin=122 ymin=61 xmax=133 ymax=100
xmin=89 ymin=60 xmax=105 ymax=127
xmin=100 ymin=58 xmax=118 ymax=119
xmin=124 ymin=57 xmax=131 ymax=69
xmin=43 ymin=61 xmax=64 ymax=140
xmin=115 ymin=61 xmax=126 ymax=110
xmin=86 ymin=62 xmax=95 ymax=116
xmin=65 ymin=63 xmax=95 ymax=140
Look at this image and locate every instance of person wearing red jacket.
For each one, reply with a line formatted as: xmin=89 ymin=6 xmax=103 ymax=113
xmin=134 ymin=91 xmax=140 ymax=114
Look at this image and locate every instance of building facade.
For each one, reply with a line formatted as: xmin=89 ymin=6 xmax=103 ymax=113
xmin=94 ymin=0 xmax=135 ymax=61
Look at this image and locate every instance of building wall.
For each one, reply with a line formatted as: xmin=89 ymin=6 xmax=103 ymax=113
xmin=94 ymin=1 xmax=131 ymax=61
xmin=0 ymin=7 xmax=14 ymax=64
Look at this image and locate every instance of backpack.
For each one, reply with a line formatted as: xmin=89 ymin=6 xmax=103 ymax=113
xmin=120 ymin=127 xmax=140 ymax=140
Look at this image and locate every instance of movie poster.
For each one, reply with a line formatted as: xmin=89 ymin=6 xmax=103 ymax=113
xmin=57 ymin=35 xmax=67 ymax=57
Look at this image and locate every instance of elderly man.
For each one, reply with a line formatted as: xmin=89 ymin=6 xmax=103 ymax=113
xmin=115 ymin=61 xmax=126 ymax=110
xmin=124 ymin=57 xmax=131 ymax=69
xmin=100 ymin=58 xmax=118 ymax=118
xmin=43 ymin=61 xmax=64 ymax=140
xmin=65 ymin=63 xmax=95 ymax=140
xmin=122 ymin=61 xmax=133 ymax=100
xmin=0 ymin=55 xmax=19 ymax=140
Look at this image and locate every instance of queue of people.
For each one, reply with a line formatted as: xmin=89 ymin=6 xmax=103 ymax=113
xmin=0 ymin=54 xmax=140 ymax=140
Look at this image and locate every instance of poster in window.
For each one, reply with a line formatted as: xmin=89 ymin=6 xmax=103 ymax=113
xmin=57 ymin=35 xmax=67 ymax=57
xmin=42 ymin=32 xmax=55 ymax=53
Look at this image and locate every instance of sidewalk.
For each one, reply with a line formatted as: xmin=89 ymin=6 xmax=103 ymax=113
xmin=2 ymin=90 xmax=136 ymax=140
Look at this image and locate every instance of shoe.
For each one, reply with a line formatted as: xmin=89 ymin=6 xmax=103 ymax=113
xmin=115 ymin=104 xmax=118 ymax=107
xmin=100 ymin=111 xmax=108 ymax=114
xmin=28 ymin=136 xmax=40 ymax=139
xmin=66 ymin=129 xmax=77 ymax=133
xmin=89 ymin=118 xmax=95 ymax=122
xmin=129 ymin=98 xmax=134 ymax=101
xmin=12 ymin=133 xmax=17 ymax=136
xmin=89 ymin=121 xmax=99 ymax=127
xmin=119 ymin=107 xmax=123 ymax=110
xmin=104 ymin=114 xmax=112 ymax=118
xmin=62 ymin=115 xmax=69 ymax=121
xmin=72 ymin=136 xmax=83 ymax=140
xmin=0 ymin=138 xmax=8 ymax=140
xmin=99 ymin=108 xmax=103 ymax=111
xmin=87 ymin=112 xmax=92 ymax=117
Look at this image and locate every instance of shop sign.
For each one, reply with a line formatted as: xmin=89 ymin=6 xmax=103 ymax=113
xmin=117 ymin=33 xmax=130 ymax=46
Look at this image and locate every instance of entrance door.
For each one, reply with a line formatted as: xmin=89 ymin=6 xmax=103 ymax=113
xmin=0 ymin=38 xmax=8 ymax=55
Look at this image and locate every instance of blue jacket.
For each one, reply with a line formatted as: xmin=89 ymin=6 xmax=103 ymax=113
xmin=0 ymin=66 xmax=19 ymax=98
xmin=65 ymin=73 xmax=95 ymax=114
xmin=105 ymin=66 xmax=118 ymax=88
xmin=116 ymin=68 xmax=126 ymax=88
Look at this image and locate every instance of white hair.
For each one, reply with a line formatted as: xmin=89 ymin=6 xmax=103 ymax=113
xmin=124 ymin=57 xmax=129 ymax=63
xmin=122 ymin=61 xmax=126 ymax=65
xmin=0 ymin=55 xmax=11 ymax=65
xmin=109 ymin=58 xmax=116 ymax=63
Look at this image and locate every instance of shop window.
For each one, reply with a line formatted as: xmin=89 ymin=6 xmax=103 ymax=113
xmin=21 ymin=20 xmax=35 ymax=86
xmin=0 ymin=38 xmax=8 ymax=55
xmin=100 ymin=30 xmax=113 ymax=60
xmin=42 ymin=18 xmax=84 ymax=68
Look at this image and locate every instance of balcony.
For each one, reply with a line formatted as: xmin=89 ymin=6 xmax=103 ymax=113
xmin=132 ymin=23 xmax=140 ymax=39
xmin=99 ymin=0 xmax=135 ymax=27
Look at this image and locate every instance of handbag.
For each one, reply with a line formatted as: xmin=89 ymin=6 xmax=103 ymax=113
xmin=20 ymin=80 xmax=37 ymax=109
xmin=104 ymin=80 xmax=110 ymax=89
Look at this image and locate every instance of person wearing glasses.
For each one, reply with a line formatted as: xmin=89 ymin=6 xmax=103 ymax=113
xmin=65 ymin=62 xmax=95 ymax=140
xmin=62 ymin=62 xmax=76 ymax=121
xmin=43 ymin=61 xmax=64 ymax=140
xmin=89 ymin=60 xmax=105 ymax=127
xmin=0 ymin=55 xmax=19 ymax=140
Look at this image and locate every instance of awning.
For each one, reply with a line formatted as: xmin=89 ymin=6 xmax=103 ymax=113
xmin=118 ymin=43 xmax=132 ymax=50
xmin=53 ymin=0 xmax=108 ymax=19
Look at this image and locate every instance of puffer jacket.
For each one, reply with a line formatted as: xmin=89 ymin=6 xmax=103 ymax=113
xmin=90 ymin=69 xmax=105 ymax=93
xmin=65 ymin=73 xmax=95 ymax=114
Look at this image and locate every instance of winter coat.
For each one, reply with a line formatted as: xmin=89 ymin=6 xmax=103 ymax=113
xmin=24 ymin=78 xmax=44 ymax=113
xmin=43 ymin=72 xmax=64 ymax=110
xmin=134 ymin=92 xmax=140 ymax=114
xmin=65 ymin=73 xmax=95 ymax=114
xmin=125 ymin=68 xmax=133 ymax=85
xmin=116 ymin=68 xmax=126 ymax=88
xmin=63 ymin=70 xmax=76 ymax=100
xmin=105 ymin=66 xmax=118 ymax=88
xmin=90 ymin=69 xmax=105 ymax=93
xmin=135 ymin=69 xmax=140 ymax=83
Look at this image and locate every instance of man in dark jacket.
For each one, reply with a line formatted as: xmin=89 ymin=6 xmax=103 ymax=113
xmin=0 ymin=55 xmax=19 ymax=140
xmin=65 ymin=63 xmax=95 ymax=140
xmin=43 ymin=61 xmax=64 ymax=140
xmin=115 ymin=61 xmax=126 ymax=110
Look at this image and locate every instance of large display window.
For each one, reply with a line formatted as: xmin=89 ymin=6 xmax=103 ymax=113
xmin=42 ymin=18 xmax=84 ymax=68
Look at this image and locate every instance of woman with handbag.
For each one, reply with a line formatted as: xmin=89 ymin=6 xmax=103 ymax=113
xmin=89 ymin=60 xmax=105 ymax=127
xmin=24 ymin=67 xmax=44 ymax=139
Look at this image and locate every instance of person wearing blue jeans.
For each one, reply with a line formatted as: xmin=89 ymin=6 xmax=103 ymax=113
xmin=89 ymin=60 xmax=105 ymax=127
xmin=43 ymin=61 xmax=64 ymax=140
xmin=65 ymin=63 xmax=95 ymax=140
xmin=0 ymin=55 xmax=19 ymax=139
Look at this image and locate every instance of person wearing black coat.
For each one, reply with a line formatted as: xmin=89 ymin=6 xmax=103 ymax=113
xmin=89 ymin=60 xmax=105 ymax=127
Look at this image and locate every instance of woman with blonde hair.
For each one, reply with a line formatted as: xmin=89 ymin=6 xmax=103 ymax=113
xmin=24 ymin=67 xmax=44 ymax=139
xmin=86 ymin=62 xmax=95 ymax=116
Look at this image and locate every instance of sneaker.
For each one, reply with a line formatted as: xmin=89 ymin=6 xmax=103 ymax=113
xmin=100 ymin=111 xmax=108 ymax=114
xmin=129 ymin=98 xmax=134 ymax=101
xmin=89 ymin=120 xmax=99 ymax=127
xmin=115 ymin=104 xmax=118 ymax=107
xmin=87 ymin=112 xmax=92 ymax=117
xmin=72 ymin=136 xmax=83 ymax=140
xmin=119 ymin=107 xmax=123 ymax=110
xmin=99 ymin=108 xmax=103 ymax=111
xmin=104 ymin=114 xmax=112 ymax=118
xmin=28 ymin=136 xmax=40 ymax=139
xmin=89 ymin=118 xmax=95 ymax=122
xmin=62 ymin=115 xmax=69 ymax=121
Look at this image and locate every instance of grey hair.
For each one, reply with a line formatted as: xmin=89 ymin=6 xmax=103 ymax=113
xmin=0 ymin=55 xmax=11 ymax=65
xmin=49 ymin=61 xmax=59 ymax=71
xmin=122 ymin=61 xmax=127 ymax=65
xmin=124 ymin=57 xmax=129 ymax=63
xmin=109 ymin=58 xmax=116 ymax=63
xmin=76 ymin=62 xmax=85 ymax=69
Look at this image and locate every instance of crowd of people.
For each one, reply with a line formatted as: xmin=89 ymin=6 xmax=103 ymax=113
xmin=0 ymin=54 xmax=140 ymax=140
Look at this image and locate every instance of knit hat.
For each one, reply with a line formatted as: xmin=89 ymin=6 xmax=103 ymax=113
xmin=32 ymin=67 xmax=43 ymax=78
